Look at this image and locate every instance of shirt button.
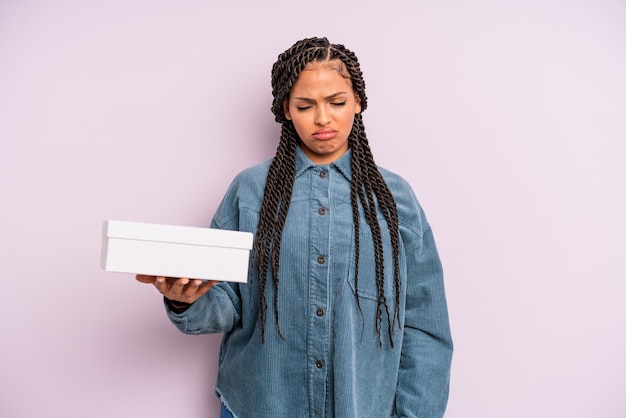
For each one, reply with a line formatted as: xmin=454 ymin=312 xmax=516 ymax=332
xmin=319 ymin=170 xmax=328 ymax=178
xmin=317 ymin=255 xmax=326 ymax=264
xmin=316 ymin=307 xmax=325 ymax=316
xmin=318 ymin=207 xmax=327 ymax=216
xmin=315 ymin=359 xmax=324 ymax=369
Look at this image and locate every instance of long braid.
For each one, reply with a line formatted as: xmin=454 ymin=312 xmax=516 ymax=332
xmin=255 ymin=37 xmax=401 ymax=346
xmin=330 ymin=42 xmax=401 ymax=346
xmin=350 ymin=114 xmax=401 ymax=346
xmin=253 ymin=123 xmax=298 ymax=342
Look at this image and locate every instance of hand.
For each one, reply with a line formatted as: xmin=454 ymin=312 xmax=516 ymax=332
xmin=136 ymin=275 xmax=218 ymax=304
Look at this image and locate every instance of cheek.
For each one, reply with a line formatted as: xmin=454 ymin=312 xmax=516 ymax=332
xmin=342 ymin=111 xmax=356 ymax=128
xmin=290 ymin=116 xmax=308 ymax=138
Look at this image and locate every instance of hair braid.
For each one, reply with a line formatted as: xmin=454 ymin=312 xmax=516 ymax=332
xmin=350 ymin=114 xmax=400 ymax=346
xmin=256 ymin=37 xmax=401 ymax=346
xmin=253 ymin=122 xmax=298 ymax=342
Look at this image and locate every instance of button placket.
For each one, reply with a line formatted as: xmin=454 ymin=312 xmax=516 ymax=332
xmin=308 ymin=166 xmax=331 ymax=416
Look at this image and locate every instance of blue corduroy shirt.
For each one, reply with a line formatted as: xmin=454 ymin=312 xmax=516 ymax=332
xmin=166 ymin=146 xmax=453 ymax=418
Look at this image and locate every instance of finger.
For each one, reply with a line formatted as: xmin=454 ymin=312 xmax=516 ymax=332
xmin=200 ymin=280 xmax=219 ymax=292
xmin=154 ymin=276 xmax=170 ymax=293
xmin=196 ymin=279 xmax=219 ymax=294
xmin=182 ymin=279 xmax=205 ymax=298
xmin=168 ymin=277 xmax=190 ymax=297
xmin=136 ymin=274 xmax=157 ymax=284
xmin=198 ymin=280 xmax=217 ymax=296
xmin=183 ymin=280 xmax=217 ymax=301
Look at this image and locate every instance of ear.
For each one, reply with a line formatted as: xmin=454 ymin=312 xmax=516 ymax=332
xmin=283 ymin=99 xmax=292 ymax=120
xmin=354 ymin=94 xmax=362 ymax=114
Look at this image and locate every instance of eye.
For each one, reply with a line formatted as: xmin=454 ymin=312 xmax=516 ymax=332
xmin=296 ymin=106 xmax=312 ymax=111
xmin=330 ymin=101 xmax=347 ymax=106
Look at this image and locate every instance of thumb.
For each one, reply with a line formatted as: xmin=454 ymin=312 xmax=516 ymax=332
xmin=135 ymin=274 xmax=157 ymax=284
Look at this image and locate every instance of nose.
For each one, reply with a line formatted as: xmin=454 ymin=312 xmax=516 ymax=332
xmin=315 ymin=106 xmax=330 ymax=126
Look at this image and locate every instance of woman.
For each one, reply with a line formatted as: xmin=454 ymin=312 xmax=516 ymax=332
xmin=138 ymin=36 xmax=453 ymax=418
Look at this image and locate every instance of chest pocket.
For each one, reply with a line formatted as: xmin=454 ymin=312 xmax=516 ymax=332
xmin=347 ymin=215 xmax=396 ymax=302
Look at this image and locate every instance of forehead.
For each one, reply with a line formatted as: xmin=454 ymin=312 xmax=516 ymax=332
xmin=290 ymin=60 xmax=354 ymax=96
xmin=304 ymin=58 xmax=349 ymax=76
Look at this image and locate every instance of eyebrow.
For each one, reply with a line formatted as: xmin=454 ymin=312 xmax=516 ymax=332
xmin=292 ymin=92 xmax=349 ymax=102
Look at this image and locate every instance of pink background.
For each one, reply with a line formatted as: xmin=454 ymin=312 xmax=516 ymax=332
xmin=2 ymin=1 xmax=625 ymax=417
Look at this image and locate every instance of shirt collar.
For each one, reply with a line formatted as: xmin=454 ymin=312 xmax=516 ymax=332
xmin=295 ymin=145 xmax=353 ymax=181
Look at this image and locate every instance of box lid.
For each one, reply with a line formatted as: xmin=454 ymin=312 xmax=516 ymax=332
xmin=102 ymin=220 xmax=253 ymax=249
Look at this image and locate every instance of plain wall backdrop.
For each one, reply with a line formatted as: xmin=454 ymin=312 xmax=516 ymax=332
xmin=1 ymin=1 xmax=625 ymax=417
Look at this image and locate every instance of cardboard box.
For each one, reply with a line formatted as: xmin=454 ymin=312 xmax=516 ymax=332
xmin=101 ymin=220 xmax=253 ymax=283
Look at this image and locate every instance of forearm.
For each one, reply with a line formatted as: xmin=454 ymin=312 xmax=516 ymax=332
xmin=396 ymin=224 xmax=453 ymax=417
xmin=396 ymin=325 xmax=453 ymax=417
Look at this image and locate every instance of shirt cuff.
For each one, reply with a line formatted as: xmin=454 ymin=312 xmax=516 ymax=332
xmin=165 ymin=297 xmax=192 ymax=314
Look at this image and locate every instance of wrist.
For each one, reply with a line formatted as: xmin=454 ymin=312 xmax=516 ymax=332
xmin=165 ymin=297 xmax=192 ymax=314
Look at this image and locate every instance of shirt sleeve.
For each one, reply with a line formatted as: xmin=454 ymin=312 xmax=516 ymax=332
xmin=165 ymin=298 xmax=192 ymax=314
xmin=385 ymin=171 xmax=453 ymax=417
xmin=395 ymin=221 xmax=453 ymax=418
xmin=165 ymin=282 xmax=242 ymax=335
xmin=163 ymin=174 xmax=246 ymax=335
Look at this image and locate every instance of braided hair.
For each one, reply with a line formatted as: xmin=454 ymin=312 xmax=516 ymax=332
xmin=254 ymin=37 xmax=401 ymax=346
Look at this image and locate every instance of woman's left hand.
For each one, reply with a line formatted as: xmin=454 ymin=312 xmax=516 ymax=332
xmin=136 ymin=275 xmax=217 ymax=304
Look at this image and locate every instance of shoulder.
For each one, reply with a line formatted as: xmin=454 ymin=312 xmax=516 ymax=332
xmin=224 ymin=158 xmax=272 ymax=197
xmin=377 ymin=166 xmax=413 ymax=196
xmin=378 ymin=166 xmax=429 ymax=237
xmin=232 ymin=158 xmax=272 ymax=184
xmin=212 ymin=158 xmax=272 ymax=230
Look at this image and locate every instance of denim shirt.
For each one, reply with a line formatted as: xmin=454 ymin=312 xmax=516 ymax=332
xmin=166 ymin=147 xmax=453 ymax=418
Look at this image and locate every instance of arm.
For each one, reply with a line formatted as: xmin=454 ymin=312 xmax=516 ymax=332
xmin=163 ymin=169 xmax=259 ymax=335
xmin=135 ymin=275 xmax=241 ymax=335
xmin=395 ymin=224 xmax=453 ymax=418
xmin=165 ymin=281 xmax=242 ymax=335
xmin=138 ymin=163 xmax=267 ymax=335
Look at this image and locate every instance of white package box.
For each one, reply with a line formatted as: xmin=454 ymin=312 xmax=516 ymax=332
xmin=101 ymin=220 xmax=253 ymax=283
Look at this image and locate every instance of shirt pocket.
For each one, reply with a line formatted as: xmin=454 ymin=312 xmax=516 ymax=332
xmin=346 ymin=216 xmax=396 ymax=302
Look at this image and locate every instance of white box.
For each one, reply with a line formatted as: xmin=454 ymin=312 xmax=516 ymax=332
xmin=101 ymin=220 xmax=253 ymax=283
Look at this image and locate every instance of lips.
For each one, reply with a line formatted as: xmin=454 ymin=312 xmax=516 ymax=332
xmin=312 ymin=129 xmax=337 ymax=140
